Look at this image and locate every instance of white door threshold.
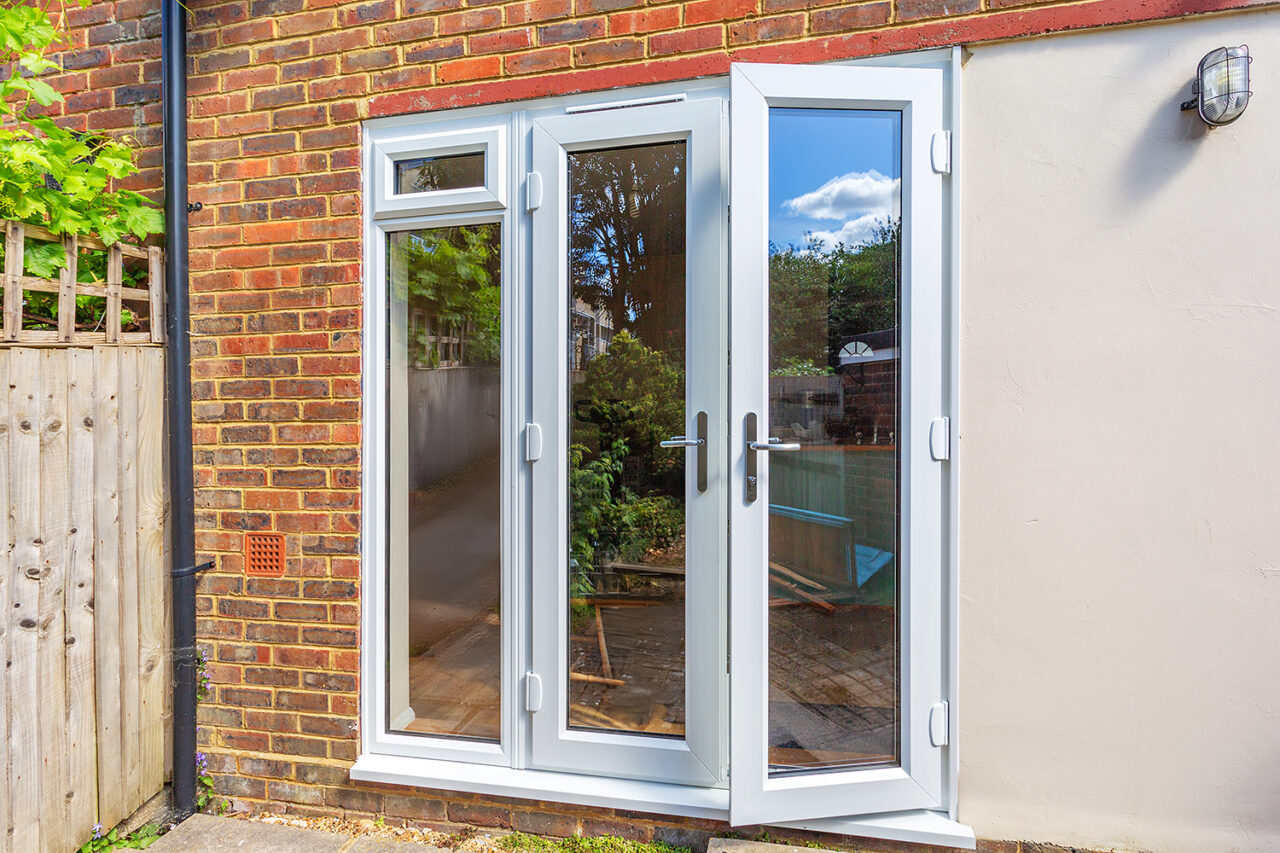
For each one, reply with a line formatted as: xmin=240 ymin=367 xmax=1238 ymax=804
xmin=350 ymin=753 xmax=974 ymax=849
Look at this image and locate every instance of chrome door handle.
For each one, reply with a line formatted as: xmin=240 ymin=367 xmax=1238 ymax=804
xmin=744 ymin=412 xmax=798 ymax=503
xmin=659 ymin=411 xmax=707 ymax=493
xmin=748 ymin=438 xmax=800 ymax=452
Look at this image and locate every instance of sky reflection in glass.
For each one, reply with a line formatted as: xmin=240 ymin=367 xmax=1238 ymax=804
xmin=768 ymin=109 xmax=901 ymax=252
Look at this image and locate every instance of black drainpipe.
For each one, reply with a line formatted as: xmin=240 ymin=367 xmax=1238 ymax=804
xmin=161 ymin=0 xmax=197 ymax=819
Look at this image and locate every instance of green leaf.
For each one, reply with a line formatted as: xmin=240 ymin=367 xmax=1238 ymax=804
xmin=25 ymin=78 xmax=60 ymax=106
xmin=8 ymin=140 xmax=50 ymax=169
xmin=24 ymin=240 xmax=66 ymax=278
xmin=18 ymin=53 xmax=59 ymax=76
xmin=122 ymin=204 xmax=163 ymax=239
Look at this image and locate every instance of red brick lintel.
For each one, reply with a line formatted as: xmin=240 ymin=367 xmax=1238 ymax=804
xmin=369 ymin=0 xmax=1276 ymax=117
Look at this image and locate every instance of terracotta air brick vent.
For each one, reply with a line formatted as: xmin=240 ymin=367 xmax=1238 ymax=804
xmin=244 ymin=532 xmax=287 ymax=577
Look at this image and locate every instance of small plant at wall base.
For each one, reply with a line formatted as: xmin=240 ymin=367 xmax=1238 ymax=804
xmin=0 ymin=0 xmax=163 ymax=329
xmin=77 ymin=823 xmax=161 ymax=852
xmin=195 ymin=751 xmax=225 ymax=814
xmin=195 ymin=646 xmax=212 ymax=701
xmin=193 ymin=647 xmax=228 ymax=814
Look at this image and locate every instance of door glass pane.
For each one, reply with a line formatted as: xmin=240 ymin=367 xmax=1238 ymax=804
xmin=389 ymin=225 xmax=502 ymax=740
xmin=566 ymin=142 xmax=688 ymax=738
xmin=766 ymin=109 xmax=902 ymax=772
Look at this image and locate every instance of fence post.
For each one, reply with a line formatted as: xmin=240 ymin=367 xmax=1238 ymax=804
xmin=3 ymin=223 xmax=22 ymax=342
xmin=58 ymin=234 xmax=79 ymax=343
xmin=106 ymin=244 xmax=123 ymax=344
xmin=147 ymin=248 xmax=165 ymax=344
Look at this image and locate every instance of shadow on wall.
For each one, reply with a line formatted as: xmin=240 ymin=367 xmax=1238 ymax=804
xmin=1120 ymin=83 xmax=1213 ymax=208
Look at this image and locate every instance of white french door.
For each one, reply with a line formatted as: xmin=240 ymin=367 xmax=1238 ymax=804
xmin=529 ymin=98 xmax=728 ymax=786
xmin=364 ymin=62 xmax=953 ymax=828
xmin=727 ymin=63 xmax=948 ymax=825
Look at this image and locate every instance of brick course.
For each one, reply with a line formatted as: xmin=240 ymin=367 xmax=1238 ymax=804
xmin=45 ymin=0 xmax=1274 ymax=847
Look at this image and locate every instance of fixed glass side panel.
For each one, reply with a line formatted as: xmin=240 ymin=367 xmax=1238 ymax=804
xmin=766 ymin=108 xmax=903 ymax=773
xmin=566 ymin=142 xmax=689 ymax=738
xmin=388 ymin=224 xmax=502 ymax=741
xmin=396 ymin=152 xmax=486 ymax=194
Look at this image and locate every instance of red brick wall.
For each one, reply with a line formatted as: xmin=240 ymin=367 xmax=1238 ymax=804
xmin=43 ymin=0 xmax=1272 ymax=847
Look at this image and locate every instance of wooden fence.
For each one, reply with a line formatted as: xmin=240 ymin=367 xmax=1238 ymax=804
xmin=0 ymin=222 xmax=170 ymax=852
xmin=2 ymin=220 xmax=164 ymax=345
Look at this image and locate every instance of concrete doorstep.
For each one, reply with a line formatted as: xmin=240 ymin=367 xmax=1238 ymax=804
xmin=147 ymin=813 xmax=450 ymax=852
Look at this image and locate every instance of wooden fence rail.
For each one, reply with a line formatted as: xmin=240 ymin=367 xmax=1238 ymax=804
xmin=0 ymin=345 xmax=170 ymax=853
xmin=1 ymin=220 xmax=164 ymax=345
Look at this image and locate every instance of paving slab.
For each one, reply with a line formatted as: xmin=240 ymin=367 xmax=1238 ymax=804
xmin=147 ymin=814 xmax=352 ymax=852
xmin=346 ymin=838 xmax=448 ymax=852
xmin=709 ymin=841 xmax=837 ymax=853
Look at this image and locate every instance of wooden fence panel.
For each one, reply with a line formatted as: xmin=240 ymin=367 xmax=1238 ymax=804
xmin=136 ymin=348 xmax=167 ymax=804
xmin=0 ymin=346 xmax=169 ymax=853
xmin=38 ymin=351 xmax=71 ymax=853
xmin=0 ymin=352 xmax=10 ymax=850
xmin=66 ymin=349 xmax=99 ymax=841
xmin=118 ymin=348 xmax=143 ymax=811
xmin=93 ymin=345 xmax=124 ymax=833
xmin=10 ymin=349 xmax=43 ymax=852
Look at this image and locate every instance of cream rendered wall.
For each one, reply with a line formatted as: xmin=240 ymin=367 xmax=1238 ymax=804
xmin=958 ymin=10 xmax=1280 ymax=852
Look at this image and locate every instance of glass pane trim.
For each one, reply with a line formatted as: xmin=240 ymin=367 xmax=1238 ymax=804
xmin=396 ymin=152 xmax=486 ymax=194
xmin=565 ymin=142 xmax=689 ymax=739
xmin=388 ymin=224 xmax=502 ymax=742
xmin=765 ymin=108 xmax=903 ymax=775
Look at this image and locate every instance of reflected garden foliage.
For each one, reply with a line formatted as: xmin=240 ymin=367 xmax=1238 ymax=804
xmin=397 ymin=224 xmax=501 ymax=368
xmin=568 ymin=143 xmax=687 ymax=597
xmin=569 ymin=332 xmax=685 ymax=596
xmin=768 ymin=218 xmax=900 ymax=376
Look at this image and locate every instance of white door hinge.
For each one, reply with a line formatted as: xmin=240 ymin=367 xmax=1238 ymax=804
xmin=930 ymin=131 xmax=952 ymax=175
xmin=525 ymin=422 xmax=543 ymax=462
xmin=526 ymin=171 xmax=543 ymax=212
xmin=525 ymin=672 xmax=543 ymax=712
xmin=929 ymin=416 xmax=950 ymax=461
xmin=929 ymin=700 xmax=949 ymax=747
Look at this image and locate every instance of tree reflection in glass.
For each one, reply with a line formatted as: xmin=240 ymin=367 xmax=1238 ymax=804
xmin=395 ymin=152 xmax=486 ymax=194
xmin=565 ymin=142 xmax=689 ymax=738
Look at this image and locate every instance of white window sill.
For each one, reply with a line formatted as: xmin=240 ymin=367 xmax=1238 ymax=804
xmin=349 ymin=753 xmax=975 ymax=850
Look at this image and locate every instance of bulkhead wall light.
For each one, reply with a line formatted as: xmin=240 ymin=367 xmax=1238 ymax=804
xmin=1181 ymin=45 xmax=1252 ymax=126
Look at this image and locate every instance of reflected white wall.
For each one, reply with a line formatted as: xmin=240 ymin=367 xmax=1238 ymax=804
xmin=407 ymin=366 xmax=500 ymax=490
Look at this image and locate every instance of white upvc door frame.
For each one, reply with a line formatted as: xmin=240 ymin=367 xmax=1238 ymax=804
xmin=528 ymin=97 xmax=729 ymax=787
xmin=727 ymin=62 xmax=949 ymax=826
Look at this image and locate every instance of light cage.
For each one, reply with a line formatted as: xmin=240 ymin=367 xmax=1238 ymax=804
xmin=1183 ymin=45 xmax=1252 ymax=126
